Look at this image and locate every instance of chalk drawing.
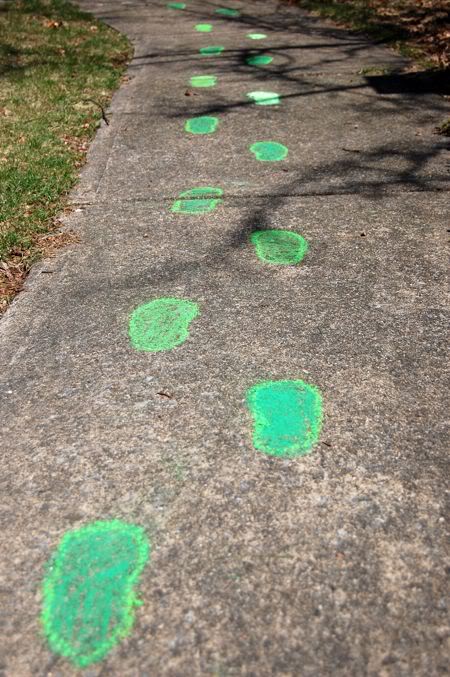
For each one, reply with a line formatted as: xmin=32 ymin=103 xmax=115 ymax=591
xmin=247 ymin=91 xmax=280 ymax=106
xmin=129 ymin=297 xmax=199 ymax=352
xmin=247 ymin=33 xmax=267 ymax=39
xmin=195 ymin=23 xmax=213 ymax=32
xmin=200 ymin=46 xmax=224 ymax=55
xmin=246 ymin=54 xmax=273 ymax=66
xmin=41 ymin=520 xmax=149 ymax=668
xmin=251 ymin=230 xmax=308 ymax=265
xmin=167 ymin=1 xmax=185 ymax=8
xmin=250 ymin=141 xmax=288 ymax=162
xmin=172 ymin=186 xmax=223 ymax=214
xmin=190 ymin=75 xmax=217 ymax=88
xmin=185 ymin=116 xmax=219 ymax=135
xmin=216 ymin=7 xmax=240 ymax=16
xmin=246 ymin=380 xmax=323 ymax=458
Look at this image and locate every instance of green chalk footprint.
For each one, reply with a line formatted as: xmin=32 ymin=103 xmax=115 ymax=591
xmin=129 ymin=297 xmax=199 ymax=352
xmin=247 ymin=91 xmax=280 ymax=106
xmin=41 ymin=520 xmax=149 ymax=668
xmin=190 ymin=75 xmax=217 ymax=88
xmin=251 ymin=230 xmax=308 ymax=265
xmin=246 ymin=54 xmax=273 ymax=66
xmin=216 ymin=7 xmax=240 ymax=16
xmin=200 ymin=45 xmax=224 ymax=55
xmin=246 ymin=380 xmax=323 ymax=458
xmin=167 ymin=1 xmax=185 ymax=8
xmin=195 ymin=23 xmax=213 ymax=32
xmin=250 ymin=141 xmax=288 ymax=162
xmin=172 ymin=186 xmax=223 ymax=214
xmin=247 ymin=33 xmax=267 ymax=39
xmin=185 ymin=116 xmax=219 ymax=135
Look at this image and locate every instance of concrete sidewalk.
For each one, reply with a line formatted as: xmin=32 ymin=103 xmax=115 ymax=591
xmin=0 ymin=1 xmax=448 ymax=674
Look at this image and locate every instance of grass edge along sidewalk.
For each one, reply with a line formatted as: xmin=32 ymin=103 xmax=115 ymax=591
xmin=0 ymin=0 xmax=132 ymax=313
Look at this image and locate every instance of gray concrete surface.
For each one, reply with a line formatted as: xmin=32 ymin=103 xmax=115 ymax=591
xmin=0 ymin=1 xmax=448 ymax=675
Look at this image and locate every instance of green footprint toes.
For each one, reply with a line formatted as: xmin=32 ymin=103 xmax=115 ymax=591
xmin=250 ymin=141 xmax=288 ymax=162
xmin=129 ymin=297 xmax=199 ymax=352
xmin=246 ymin=54 xmax=273 ymax=66
xmin=185 ymin=116 xmax=219 ymax=134
xmin=41 ymin=521 xmax=149 ymax=668
xmin=190 ymin=74 xmax=217 ymax=88
xmin=251 ymin=230 xmax=308 ymax=265
xmin=200 ymin=45 xmax=224 ymax=55
xmin=172 ymin=186 xmax=223 ymax=214
xmin=246 ymin=380 xmax=323 ymax=458
xmin=247 ymin=91 xmax=280 ymax=106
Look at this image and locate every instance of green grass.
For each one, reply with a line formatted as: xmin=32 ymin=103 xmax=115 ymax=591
xmin=0 ymin=0 xmax=131 ymax=296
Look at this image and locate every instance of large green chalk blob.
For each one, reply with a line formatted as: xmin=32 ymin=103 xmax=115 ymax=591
xmin=190 ymin=75 xmax=217 ymax=88
xmin=246 ymin=54 xmax=273 ymax=66
xmin=246 ymin=380 xmax=323 ymax=457
xmin=200 ymin=45 xmax=224 ymax=55
xmin=250 ymin=141 xmax=288 ymax=162
xmin=247 ymin=91 xmax=280 ymax=106
xmin=247 ymin=32 xmax=267 ymax=39
xmin=216 ymin=7 xmax=240 ymax=16
xmin=167 ymin=1 xmax=185 ymax=8
xmin=185 ymin=116 xmax=219 ymax=135
xmin=42 ymin=520 xmax=149 ymax=668
xmin=129 ymin=297 xmax=199 ymax=352
xmin=172 ymin=186 xmax=223 ymax=214
xmin=251 ymin=230 xmax=308 ymax=265
xmin=195 ymin=23 xmax=213 ymax=32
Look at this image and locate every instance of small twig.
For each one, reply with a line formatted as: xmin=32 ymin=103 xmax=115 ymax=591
xmin=157 ymin=391 xmax=173 ymax=399
xmin=82 ymin=98 xmax=109 ymax=125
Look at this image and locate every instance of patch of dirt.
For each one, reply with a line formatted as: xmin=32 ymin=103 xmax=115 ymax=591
xmin=0 ymin=228 xmax=79 ymax=313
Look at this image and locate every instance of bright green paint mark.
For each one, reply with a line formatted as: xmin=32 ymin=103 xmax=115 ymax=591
xmin=247 ymin=91 xmax=280 ymax=105
xmin=41 ymin=520 xmax=149 ymax=668
xmin=246 ymin=54 xmax=273 ymax=66
xmin=172 ymin=186 xmax=223 ymax=214
xmin=250 ymin=141 xmax=288 ymax=162
xmin=195 ymin=23 xmax=213 ymax=32
xmin=247 ymin=33 xmax=267 ymax=39
xmin=251 ymin=230 xmax=308 ymax=265
xmin=216 ymin=7 xmax=240 ymax=16
xmin=200 ymin=45 xmax=224 ymax=55
xmin=167 ymin=2 xmax=185 ymax=8
xmin=185 ymin=116 xmax=219 ymax=135
xmin=190 ymin=75 xmax=217 ymax=88
xmin=246 ymin=380 xmax=323 ymax=458
xmin=129 ymin=297 xmax=199 ymax=352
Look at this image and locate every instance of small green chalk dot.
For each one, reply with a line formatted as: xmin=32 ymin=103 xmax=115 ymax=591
xmin=216 ymin=7 xmax=240 ymax=16
xmin=246 ymin=54 xmax=273 ymax=66
xmin=247 ymin=33 xmax=267 ymax=39
xmin=250 ymin=141 xmax=288 ymax=162
xmin=195 ymin=23 xmax=213 ymax=32
xmin=185 ymin=116 xmax=219 ymax=134
xmin=172 ymin=186 xmax=223 ymax=214
xmin=167 ymin=2 xmax=185 ymax=8
xmin=190 ymin=75 xmax=217 ymax=88
xmin=200 ymin=45 xmax=224 ymax=55
xmin=247 ymin=91 xmax=280 ymax=106
xmin=251 ymin=230 xmax=308 ymax=265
